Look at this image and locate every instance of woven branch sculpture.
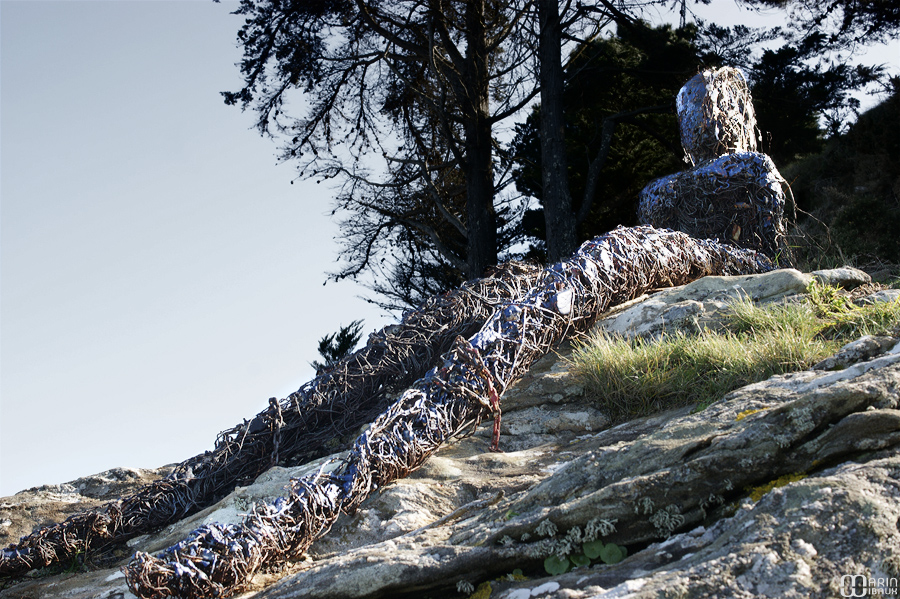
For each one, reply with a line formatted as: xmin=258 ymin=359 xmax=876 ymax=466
xmin=1 ymin=66 xmax=787 ymax=599
xmin=122 ymin=226 xmax=771 ymax=598
xmin=638 ymin=67 xmax=791 ymax=261
xmin=0 ymin=262 xmax=542 ymax=578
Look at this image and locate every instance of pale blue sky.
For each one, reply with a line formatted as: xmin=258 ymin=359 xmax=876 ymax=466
xmin=1 ymin=1 xmax=897 ymax=497
xmin=0 ymin=0 xmax=395 ymax=496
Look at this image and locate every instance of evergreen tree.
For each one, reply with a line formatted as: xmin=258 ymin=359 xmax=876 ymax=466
xmin=738 ymin=0 xmax=900 ymax=47
xmin=221 ymin=0 xmax=658 ymax=308
xmin=786 ymin=80 xmax=900 ymax=263
xmin=311 ymin=319 xmax=365 ymax=374
xmin=696 ymin=27 xmax=884 ymax=163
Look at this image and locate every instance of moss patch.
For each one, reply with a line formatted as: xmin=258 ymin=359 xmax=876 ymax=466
xmin=746 ymin=472 xmax=808 ymax=502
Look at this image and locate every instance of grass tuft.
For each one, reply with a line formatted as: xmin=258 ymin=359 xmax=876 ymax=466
xmin=568 ymin=283 xmax=899 ymax=421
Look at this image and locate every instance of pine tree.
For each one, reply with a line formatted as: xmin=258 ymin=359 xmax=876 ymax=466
xmin=310 ymin=320 xmax=365 ymax=374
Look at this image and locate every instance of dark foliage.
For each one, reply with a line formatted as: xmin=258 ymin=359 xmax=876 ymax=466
xmin=786 ymin=79 xmax=900 ymax=263
xmin=738 ymin=0 xmax=900 ymax=46
xmin=510 ymin=23 xmax=699 ymax=255
xmin=697 ymin=27 xmax=884 ymax=163
xmin=218 ymin=0 xmax=898 ymax=307
xmin=220 ymin=0 xmax=540 ymax=310
xmin=311 ymin=319 xmax=365 ymax=374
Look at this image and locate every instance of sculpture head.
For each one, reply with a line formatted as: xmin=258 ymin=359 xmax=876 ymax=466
xmin=677 ymin=67 xmax=758 ymax=165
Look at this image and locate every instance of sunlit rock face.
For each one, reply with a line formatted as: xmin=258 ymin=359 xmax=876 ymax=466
xmin=3 ymin=268 xmax=897 ymax=599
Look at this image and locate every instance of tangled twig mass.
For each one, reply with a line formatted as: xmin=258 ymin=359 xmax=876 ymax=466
xmin=121 ymin=226 xmax=770 ymax=598
xmin=1 ymin=66 xmax=785 ymax=599
xmin=0 ymin=262 xmax=542 ymax=578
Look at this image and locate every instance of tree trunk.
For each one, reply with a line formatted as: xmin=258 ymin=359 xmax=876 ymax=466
xmin=462 ymin=0 xmax=498 ymax=278
xmin=538 ymin=0 xmax=578 ymax=261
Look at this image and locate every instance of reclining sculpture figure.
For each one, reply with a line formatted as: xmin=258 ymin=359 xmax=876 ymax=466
xmin=0 ymin=67 xmax=788 ymax=599
xmin=125 ymin=227 xmax=771 ymax=598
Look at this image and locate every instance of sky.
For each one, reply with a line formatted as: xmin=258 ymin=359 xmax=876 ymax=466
xmin=1 ymin=0 xmax=898 ymax=497
xmin=0 ymin=0 xmax=398 ymax=496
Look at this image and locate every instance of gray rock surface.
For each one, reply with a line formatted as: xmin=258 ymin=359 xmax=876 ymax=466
xmin=484 ymin=449 xmax=900 ymax=599
xmin=858 ymin=288 xmax=900 ymax=306
xmin=2 ymin=269 xmax=897 ymax=599
xmin=595 ymin=268 xmax=814 ymax=339
xmin=811 ymin=266 xmax=872 ymax=289
xmin=0 ymin=467 xmax=173 ymax=561
xmin=813 ymin=335 xmax=899 ymax=371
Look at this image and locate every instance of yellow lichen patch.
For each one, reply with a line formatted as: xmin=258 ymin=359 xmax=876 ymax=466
xmin=746 ymin=472 xmax=807 ymax=502
xmin=501 ymin=569 xmax=528 ymax=582
xmin=735 ymin=407 xmax=768 ymax=421
xmin=470 ymin=581 xmax=492 ymax=599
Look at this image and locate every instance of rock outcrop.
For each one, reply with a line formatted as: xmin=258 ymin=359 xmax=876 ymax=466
xmin=2 ymin=268 xmax=897 ymax=599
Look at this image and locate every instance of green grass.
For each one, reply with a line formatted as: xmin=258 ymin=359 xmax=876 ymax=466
xmin=568 ymin=282 xmax=900 ymax=421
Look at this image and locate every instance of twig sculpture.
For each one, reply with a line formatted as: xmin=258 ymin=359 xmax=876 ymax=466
xmin=0 ymin=262 xmax=542 ymax=577
xmin=2 ymin=66 xmax=788 ymax=599
xmin=123 ymin=226 xmax=771 ymax=598
xmin=639 ymin=67 xmax=791 ymax=261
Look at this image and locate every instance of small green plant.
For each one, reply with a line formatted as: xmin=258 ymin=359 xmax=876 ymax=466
xmin=598 ymin=543 xmax=627 ymax=564
xmin=582 ymin=540 xmax=627 ymax=565
xmin=806 ymin=279 xmax=855 ymax=316
xmin=816 ymin=299 xmax=900 ymax=341
xmin=543 ymin=554 xmax=570 ymax=575
xmin=583 ymin=540 xmax=605 ymax=559
xmin=544 ymin=540 xmax=628 ymax=574
xmin=570 ymin=553 xmax=591 ymax=567
xmin=62 ymin=549 xmax=86 ymax=574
